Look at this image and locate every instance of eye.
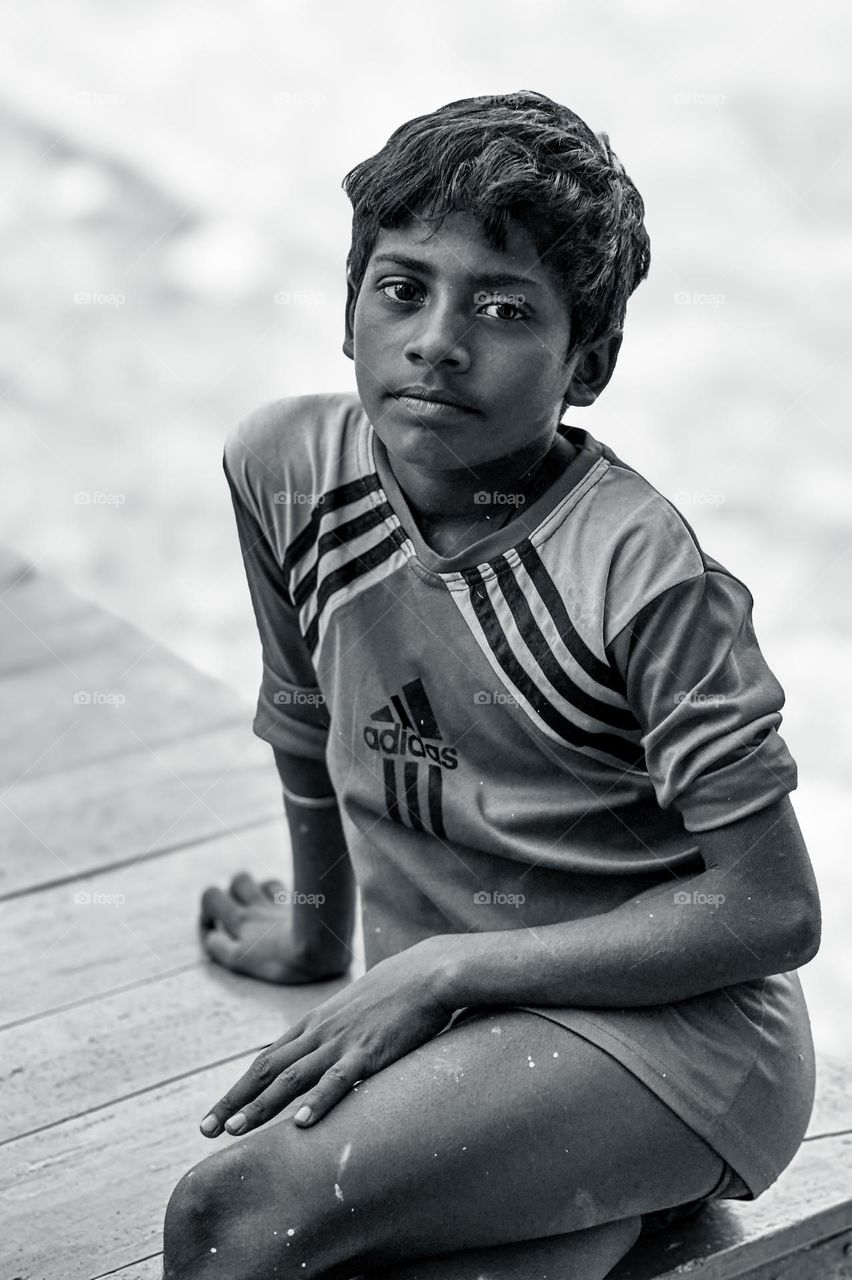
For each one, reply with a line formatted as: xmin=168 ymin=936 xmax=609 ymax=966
xmin=476 ymin=295 xmax=529 ymax=322
xmin=378 ymin=280 xmax=423 ymax=305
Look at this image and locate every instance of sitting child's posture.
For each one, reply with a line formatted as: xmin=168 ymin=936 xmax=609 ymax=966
xmin=164 ymin=91 xmax=821 ymax=1280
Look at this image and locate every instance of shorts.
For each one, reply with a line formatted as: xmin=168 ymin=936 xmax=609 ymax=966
xmin=447 ymin=969 xmax=815 ymax=1203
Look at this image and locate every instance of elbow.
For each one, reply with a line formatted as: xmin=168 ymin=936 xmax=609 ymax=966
xmin=773 ymin=895 xmax=822 ymax=971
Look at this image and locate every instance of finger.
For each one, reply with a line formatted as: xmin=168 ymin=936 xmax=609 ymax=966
xmin=200 ymin=921 xmax=287 ymax=983
xmin=201 ymin=924 xmax=244 ymax=972
xmin=200 ymin=1027 xmax=314 ymax=1129
xmin=203 ymin=1044 xmax=328 ymax=1138
xmin=260 ymin=878 xmax=287 ymax=901
xmin=289 ymin=1050 xmax=368 ymax=1127
xmin=199 ymin=885 xmax=244 ymax=937
xmin=229 ymin=871 xmax=265 ymax=905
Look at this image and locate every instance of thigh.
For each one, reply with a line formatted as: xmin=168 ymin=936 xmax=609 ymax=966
xmin=205 ymin=1007 xmax=727 ymax=1276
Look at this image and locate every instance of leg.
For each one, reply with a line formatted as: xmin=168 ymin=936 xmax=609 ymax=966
xmin=164 ymin=1009 xmax=726 ymax=1279
xmin=356 ymin=1216 xmax=643 ymax=1279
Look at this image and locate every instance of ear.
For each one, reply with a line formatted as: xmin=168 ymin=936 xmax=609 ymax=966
xmin=342 ymin=272 xmax=358 ymax=361
xmin=563 ymin=330 xmax=623 ymax=408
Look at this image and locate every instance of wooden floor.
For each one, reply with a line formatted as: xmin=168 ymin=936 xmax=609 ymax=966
xmin=0 ymin=543 xmax=366 ymax=1279
xmin=2 ymin=542 xmax=851 ymax=1280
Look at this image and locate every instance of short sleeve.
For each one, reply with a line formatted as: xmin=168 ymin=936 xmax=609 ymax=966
xmin=605 ymin=569 xmax=798 ymax=832
xmin=223 ymin=444 xmax=330 ymax=760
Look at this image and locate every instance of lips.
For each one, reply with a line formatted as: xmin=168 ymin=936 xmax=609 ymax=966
xmin=394 ymin=385 xmax=478 ymax=413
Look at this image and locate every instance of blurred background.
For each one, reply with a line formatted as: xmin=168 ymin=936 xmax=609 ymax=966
xmin=1 ymin=0 xmax=849 ymax=1053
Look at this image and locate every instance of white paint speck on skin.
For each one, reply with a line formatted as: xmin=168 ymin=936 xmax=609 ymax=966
xmin=287 ymin=1228 xmax=295 ymax=1236
xmin=334 ymin=1182 xmax=344 ymax=1202
xmin=553 ymin=1052 xmax=559 ymax=1057
xmin=210 ymin=1247 xmax=217 ymax=1254
xmin=337 ymin=1141 xmax=353 ymax=1179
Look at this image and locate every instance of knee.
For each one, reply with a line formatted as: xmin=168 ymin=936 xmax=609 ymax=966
xmin=163 ymin=1146 xmax=257 ymax=1280
xmin=163 ymin=1138 xmax=334 ymax=1280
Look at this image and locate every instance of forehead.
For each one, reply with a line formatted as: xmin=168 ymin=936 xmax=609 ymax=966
xmin=367 ymin=209 xmax=559 ymax=292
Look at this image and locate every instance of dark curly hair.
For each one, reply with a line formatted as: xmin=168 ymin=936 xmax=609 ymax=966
xmin=341 ymin=90 xmax=651 ymax=357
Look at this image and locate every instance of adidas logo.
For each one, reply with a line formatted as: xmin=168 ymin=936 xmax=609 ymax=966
xmin=363 ymin=677 xmax=458 ymax=770
xmin=362 ymin=677 xmax=456 ymax=839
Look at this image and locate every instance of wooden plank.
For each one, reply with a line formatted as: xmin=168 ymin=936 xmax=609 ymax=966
xmin=0 ymin=629 xmax=251 ymax=787
xmin=91 ymin=1259 xmax=163 ymax=1280
xmin=2 ymin=1075 xmax=851 ymax=1280
xmin=0 ymin=723 xmax=283 ymax=898
xmin=738 ymin=1227 xmax=852 ymax=1278
xmin=611 ymin=1136 xmax=852 ymax=1279
xmin=0 ymin=934 xmax=365 ymax=1143
xmin=807 ymin=1053 xmax=852 ymax=1140
xmin=1 ymin=1053 xmax=260 ymax=1280
xmin=0 ymin=566 xmax=117 ymax=678
xmin=0 ymin=820 xmax=297 ymax=1023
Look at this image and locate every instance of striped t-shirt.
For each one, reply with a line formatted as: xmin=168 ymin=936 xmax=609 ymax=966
xmin=223 ymin=391 xmax=798 ymax=971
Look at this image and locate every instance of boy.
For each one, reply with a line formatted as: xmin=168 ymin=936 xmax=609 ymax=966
xmin=165 ymin=92 xmax=821 ymax=1280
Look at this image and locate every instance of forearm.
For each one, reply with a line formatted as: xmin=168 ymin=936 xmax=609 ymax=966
xmin=436 ymin=866 xmax=815 ymax=1012
xmin=273 ymin=747 xmax=357 ymax=970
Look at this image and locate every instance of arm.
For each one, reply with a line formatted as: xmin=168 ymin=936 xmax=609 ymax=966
xmin=202 ymin=417 xmax=357 ymax=981
xmin=272 ymin=746 xmax=357 ymax=977
xmin=434 ymin=795 xmax=821 ymax=1011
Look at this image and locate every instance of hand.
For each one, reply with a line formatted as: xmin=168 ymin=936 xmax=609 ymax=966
xmin=198 ymin=936 xmax=453 ymax=1137
xmin=199 ymin=872 xmax=350 ymax=984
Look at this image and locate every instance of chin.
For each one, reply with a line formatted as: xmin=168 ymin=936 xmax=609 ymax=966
xmin=384 ymin=428 xmax=476 ymax=471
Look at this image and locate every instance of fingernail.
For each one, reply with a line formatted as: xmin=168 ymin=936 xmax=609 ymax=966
xmin=200 ymin=1114 xmax=220 ymax=1136
xmin=294 ymin=1105 xmax=312 ymax=1124
xmin=225 ymin=1113 xmax=247 ymax=1133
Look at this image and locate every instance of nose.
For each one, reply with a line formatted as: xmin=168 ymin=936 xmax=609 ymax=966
xmin=403 ymin=295 xmax=472 ymax=373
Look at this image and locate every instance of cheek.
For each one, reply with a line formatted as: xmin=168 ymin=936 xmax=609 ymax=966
xmin=491 ymin=344 xmax=565 ymax=407
xmin=352 ymin=308 xmax=394 ymax=371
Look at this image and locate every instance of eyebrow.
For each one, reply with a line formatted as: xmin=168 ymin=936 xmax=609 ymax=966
xmin=370 ymin=253 xmax=541 ymax=290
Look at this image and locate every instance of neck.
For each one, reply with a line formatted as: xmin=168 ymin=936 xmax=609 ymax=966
xmin=384 ymin=430 xmax=562 ymax=522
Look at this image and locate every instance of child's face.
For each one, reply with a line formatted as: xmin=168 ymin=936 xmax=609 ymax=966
xmin=344 ymin=210 xmax=611 ymax=473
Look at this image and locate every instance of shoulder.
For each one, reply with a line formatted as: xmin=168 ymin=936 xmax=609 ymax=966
xmin=223 ymin=391 xmax=365 ymax=501
xmin=554 ymin=430 xmax=749 ymax=647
